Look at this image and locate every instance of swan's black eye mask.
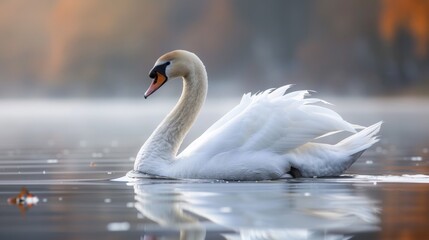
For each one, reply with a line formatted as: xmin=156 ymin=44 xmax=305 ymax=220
xmin=145 ymin=61 xmax=171 ymax=98
xmin=149 ymin=61 xmax=170 ymax=79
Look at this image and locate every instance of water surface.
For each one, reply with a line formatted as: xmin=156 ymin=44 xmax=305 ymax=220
xmin=1 ymin=99 xmax=428 ymax=239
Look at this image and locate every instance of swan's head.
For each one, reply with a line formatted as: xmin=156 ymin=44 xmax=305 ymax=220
xmin=144 ymin=50 xmax=201 ymax=98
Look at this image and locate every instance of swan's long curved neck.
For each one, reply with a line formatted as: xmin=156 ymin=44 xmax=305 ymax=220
xmin=135 ymin=60 xmax=207 ymax=175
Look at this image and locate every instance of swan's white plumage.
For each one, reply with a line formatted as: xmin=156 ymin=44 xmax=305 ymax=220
xmin=133 ymin=50 xmax=382 ymax=180
xmin=180 ymin=85 xmax=357 ymax=158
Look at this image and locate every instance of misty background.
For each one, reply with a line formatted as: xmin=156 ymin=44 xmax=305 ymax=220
xmin=0 ymin=0 xmax=428 ymax=98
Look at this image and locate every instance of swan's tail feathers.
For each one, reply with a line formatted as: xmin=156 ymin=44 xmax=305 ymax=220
xmin=336 ymin=121 xmax=382 ymax=156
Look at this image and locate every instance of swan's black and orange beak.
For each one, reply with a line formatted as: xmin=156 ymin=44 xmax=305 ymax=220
xmin=144 ymin=62 xmax=170 ymax=98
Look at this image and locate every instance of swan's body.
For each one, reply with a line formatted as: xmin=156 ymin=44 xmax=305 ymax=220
xmin=133 ymin=50 xmax=381 ymax=180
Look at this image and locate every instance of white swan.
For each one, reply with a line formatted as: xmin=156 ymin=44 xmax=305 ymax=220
xmin=132 ymin=50 xmax=382 ymax=180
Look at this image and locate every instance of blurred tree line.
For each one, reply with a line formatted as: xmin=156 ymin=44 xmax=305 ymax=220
xmin=0 ymin=0 xmax=427 ymax=98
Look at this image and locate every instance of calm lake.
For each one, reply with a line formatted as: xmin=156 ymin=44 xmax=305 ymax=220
xmin=0 ymin=98 xmax=428 ymax=239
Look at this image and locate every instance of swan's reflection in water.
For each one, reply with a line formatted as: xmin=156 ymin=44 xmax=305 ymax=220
xmin=133 ymin=180 xmax=379 ymax=240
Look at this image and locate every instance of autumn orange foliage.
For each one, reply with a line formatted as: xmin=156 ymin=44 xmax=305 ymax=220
xmin=379 ymin=0 xmax=429 ymax=56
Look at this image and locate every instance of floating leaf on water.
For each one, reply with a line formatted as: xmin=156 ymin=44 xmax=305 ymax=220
xmin=7 ymin=187 xmax=39 ymax=215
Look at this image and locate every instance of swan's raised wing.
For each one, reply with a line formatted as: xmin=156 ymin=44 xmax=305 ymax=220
xmin=178 ymin=85 xmax=358 ymax=159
